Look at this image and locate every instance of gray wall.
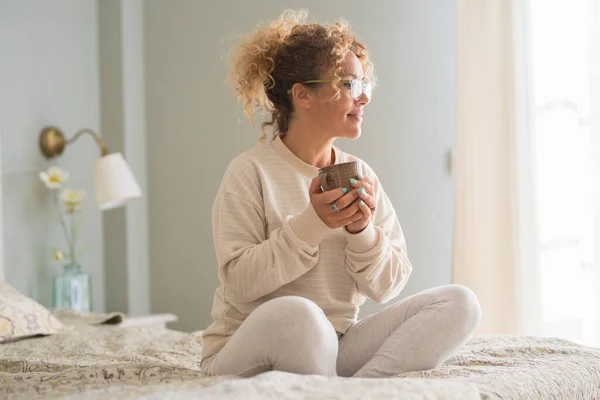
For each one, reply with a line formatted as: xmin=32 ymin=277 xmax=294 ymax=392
xmin=98 ymin=0 xmax=151 ymax=317
xmin=0 ymin=0 xmax=105 ymax=310
xmin=145 ymin=1 xmax=455 ymax=332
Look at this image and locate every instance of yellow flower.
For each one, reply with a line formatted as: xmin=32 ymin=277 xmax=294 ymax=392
xmin=39 ymin=166 xmax=69 ymax=190
xmin=61 ymin=189 xmax=86 ymax=213
xmin=53 ymin=250 xmax=65 ymax=262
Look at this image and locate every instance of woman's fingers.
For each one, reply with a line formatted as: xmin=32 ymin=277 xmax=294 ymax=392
xmin=358 ymin=198 xmax=372 ymax=217
xmin=350 ymin=177 xmax=376 ymax=211
xmin=328 ymin=189 xmax=360 ymax=211
xmin=344 ymin=199 xmax=373 ymax=233
xmin=339 ymin=202 xmax=365 ymax=226
xmin=350 ymin=177 xmax=375 ymax=197
xmin=356 ymin=187 xmax=376 ymax=211
xmin=318 ymin=186 xmax=350 ymax=204
xmin=310 ymin=176 xmax=376 ymax=229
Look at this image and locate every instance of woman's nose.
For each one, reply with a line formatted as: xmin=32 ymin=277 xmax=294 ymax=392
xmin=356 ymin=91 xmax=370 ymax=106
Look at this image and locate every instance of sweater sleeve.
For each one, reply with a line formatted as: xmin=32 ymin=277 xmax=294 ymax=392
xmin=213 ymin=185 xmax=332 ymax=304
xmin=343 ymin=173 xmax=413 ymax=304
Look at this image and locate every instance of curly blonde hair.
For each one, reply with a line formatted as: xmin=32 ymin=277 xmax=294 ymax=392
xmin=228 ymin=9 xmax=376 ymax=142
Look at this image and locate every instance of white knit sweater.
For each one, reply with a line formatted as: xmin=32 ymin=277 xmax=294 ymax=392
xmin=201 ymin=135 xmax=413 ymax=359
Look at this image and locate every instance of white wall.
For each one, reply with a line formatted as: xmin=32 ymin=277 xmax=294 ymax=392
xmin=145 ymin=0 xmax=455 ymax=332
xmin=0 ymin=0 xmax=105 ymax=310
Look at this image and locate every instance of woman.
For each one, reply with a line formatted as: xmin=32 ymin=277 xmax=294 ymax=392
xmin=201 ymin=10 xmax=481 ymax=378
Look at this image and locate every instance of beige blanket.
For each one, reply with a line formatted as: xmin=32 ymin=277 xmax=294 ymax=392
xmin=1 ymin=315 xmax=600 ymax=399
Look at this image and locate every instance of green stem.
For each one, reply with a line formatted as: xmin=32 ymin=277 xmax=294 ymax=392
xmin=53 ymin=194 xmax=71 ymax=257
xmin=70 ymin=212 xmax=76 ymax=263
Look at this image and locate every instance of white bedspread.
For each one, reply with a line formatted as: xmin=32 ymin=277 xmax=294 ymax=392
xmin=2 ymin=318 xmax=600 ymax=400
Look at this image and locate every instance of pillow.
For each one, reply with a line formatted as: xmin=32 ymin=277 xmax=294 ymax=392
xmin=0 ymin=281 xmax=71 ymax=343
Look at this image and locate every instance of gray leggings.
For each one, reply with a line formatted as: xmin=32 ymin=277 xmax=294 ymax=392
xmin=201 ymin=284 xmax=481 ymax=378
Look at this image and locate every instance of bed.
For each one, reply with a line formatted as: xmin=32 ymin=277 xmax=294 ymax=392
xmin=1 ymin=313 xmax=600 ymax=399
xmin=2 ymin=282 xmax=600 ymax=400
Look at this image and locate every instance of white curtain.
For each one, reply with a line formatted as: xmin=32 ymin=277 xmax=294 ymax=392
xmin=453 ymin=0 xmax=542 ymax=336
xmin=455 ymin=0 xmax=600 ymax=346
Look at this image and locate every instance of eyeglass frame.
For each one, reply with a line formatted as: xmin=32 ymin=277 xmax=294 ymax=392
xmin=286 ymin=79 xmax=372 ymax=101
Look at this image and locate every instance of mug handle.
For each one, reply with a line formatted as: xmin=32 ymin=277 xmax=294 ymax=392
xmin=319 ymin=171 xmax=329 ymax=192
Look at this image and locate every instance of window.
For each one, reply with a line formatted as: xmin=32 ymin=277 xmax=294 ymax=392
xmin=531 ymin=0 xmax=600 ymax=345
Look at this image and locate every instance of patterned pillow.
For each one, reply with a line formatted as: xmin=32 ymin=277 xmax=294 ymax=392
xmin=0 ymin=281 xmax=71 ymax=343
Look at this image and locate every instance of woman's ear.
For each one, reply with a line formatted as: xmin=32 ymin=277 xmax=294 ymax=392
xmin=290 ymin=84 xmax=312 ymax=110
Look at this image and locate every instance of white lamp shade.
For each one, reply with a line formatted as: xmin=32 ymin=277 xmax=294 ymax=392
xmin=94 ymin=153 xmax=142 ymax=210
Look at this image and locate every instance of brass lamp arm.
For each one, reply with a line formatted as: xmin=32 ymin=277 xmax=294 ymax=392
xmin=66 ymin=129 xmax=109 ymax=156
xmin=39 ymin=127 xmax=109 ymax=159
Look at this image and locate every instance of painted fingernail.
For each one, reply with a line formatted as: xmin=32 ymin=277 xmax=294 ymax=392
xmin=360 ymin=200 xmax=365 ymax=206
xmin=342 ymin=187 xmax=349 ymax=194
xmin=358 ymin=187 xmax=366 ymax=196
xmin=358 ymin=172 xmax=364 ymax=179
xmin=350 ymin=178 xmax=359 ymax=185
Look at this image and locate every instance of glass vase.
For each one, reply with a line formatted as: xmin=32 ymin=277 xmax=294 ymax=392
xmin=52 ymin=262 xmax=92 ymax=312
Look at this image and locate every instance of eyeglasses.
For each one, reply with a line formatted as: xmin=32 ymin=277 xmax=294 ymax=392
xmin=286 ymin=79 xmax=373 ymax=101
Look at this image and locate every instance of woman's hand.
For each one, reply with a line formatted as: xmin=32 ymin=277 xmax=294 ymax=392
xmin=345 ymin=176 xmax=376 ymax=234
xmin=309 ymin=178 xmax=364 ymax=229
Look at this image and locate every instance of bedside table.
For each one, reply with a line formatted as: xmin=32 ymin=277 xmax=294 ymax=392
xmin=120 ymin=313 xmax=178 ymax=329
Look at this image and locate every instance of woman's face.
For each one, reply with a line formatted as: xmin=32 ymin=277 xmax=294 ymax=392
xmin=310 ymin=51 xmax=371 ymax=140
